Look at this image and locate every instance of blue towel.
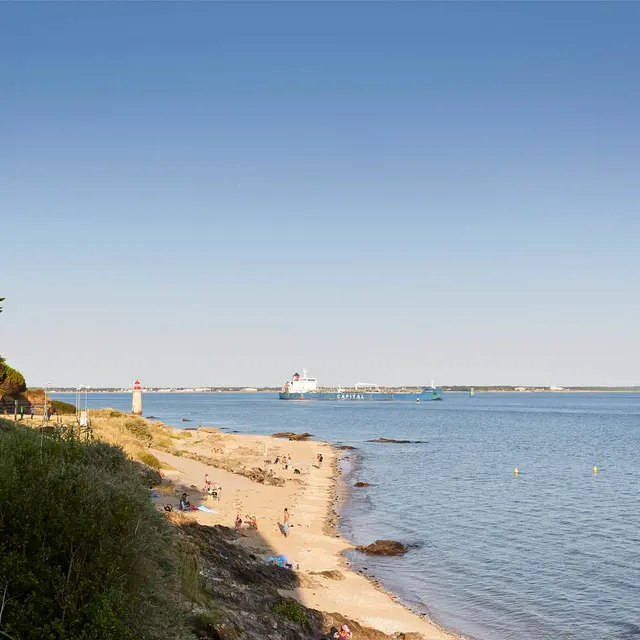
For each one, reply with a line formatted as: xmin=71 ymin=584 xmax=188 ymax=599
xmin=197 ymin=506 xmax=217 ymax=513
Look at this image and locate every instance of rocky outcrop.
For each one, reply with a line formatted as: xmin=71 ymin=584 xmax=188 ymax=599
xmin=161 ymin=449 xmax=285 ymax=487
xmin=246 ymin=467 xmax=286 ymax=487
xmin=198 ymin=426 xmax=222 ymax=434
xmin=176 ymin=521 xmax=410 ymax=640
xmin=366 ymin=438 xmax=424 ymax=444
xmin=354 ymin=482 xmax=370 ymax=487
xmin=334 ymin=445 xmax=356 ymax=450
xmin=182 ymin=418 xmax=192 ymax=422
xmin=356 ymin=540 xmax=409 ymax=556
xmin=272 ymin=432 xmax=313 ymax=441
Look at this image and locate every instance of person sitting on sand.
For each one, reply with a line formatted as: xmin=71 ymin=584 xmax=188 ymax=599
xmin=203 ymin=473 xmax=212 ymax=491
xmin=212 ymin=482 xmax=222 ymax=501
xmin=247 ymin=514 xmax=258 ymax=530
xmin=333 ymin=624 xmax=353 ymax=639
xmin=179 ymin=493 xmax=190 ymax=511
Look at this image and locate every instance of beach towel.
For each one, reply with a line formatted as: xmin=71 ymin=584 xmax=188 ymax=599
xmin=197 ymin=506 xmax=217 ymax=513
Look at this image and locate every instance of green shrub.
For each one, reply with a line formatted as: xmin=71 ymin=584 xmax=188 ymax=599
xmin=50 ymin=399 xmax=77 ymax=414
xmin=178 ymin=550 xmax=209 ymax=605
xmin=124 ymin=418 xmax=153 ymax=442
xmin=137 ymin=450 xmax=162 ymax=470
xmin=271 ymin=599 xmax=308 ymax=623
xmin=0 ymin=428 xmax=193 ymax=639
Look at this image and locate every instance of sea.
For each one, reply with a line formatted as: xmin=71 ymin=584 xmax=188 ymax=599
xmin=52 ymin=391 xmax=640 ymax=640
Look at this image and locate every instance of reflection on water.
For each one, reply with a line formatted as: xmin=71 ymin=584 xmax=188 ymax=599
xmin=53 ymin=391 xmax=640 ymax=640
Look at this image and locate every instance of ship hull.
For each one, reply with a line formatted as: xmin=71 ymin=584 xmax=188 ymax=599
xmin=279 ymin=389 xmax=443 ymax=401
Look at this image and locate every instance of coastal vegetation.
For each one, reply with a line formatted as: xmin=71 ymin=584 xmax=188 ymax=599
xmin=0 ymin=423 xmax=192 ymax=640
xmin=0 ymin=359 xmax=27 ymax=398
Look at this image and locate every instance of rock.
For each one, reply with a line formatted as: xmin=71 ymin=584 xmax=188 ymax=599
xmin=246 ymin=467 xmax=286 ymax=487
xmin=354 ymin=482 xmax=370 ymax=487
xmin=145 ymin=415 xmax=159 ymax=419
xmin=289 ymin=432 xmax=313 ymax=441
xmin=355 ymin=540 xmax=409 ymax=556
xmin=309 ymin=570 xmax=346 ymax=581
xmin=210 ymin=622 xmax=237 ymax=640
xmin=366 ymin=438 xmax=424 ymax=444
xmin=272 ymin=431 xmax=313 ymax=441
xmin=182 ymin=418 xmax=192 ymax=422
xmin=334 ymin=445 xmax=356 ymax=450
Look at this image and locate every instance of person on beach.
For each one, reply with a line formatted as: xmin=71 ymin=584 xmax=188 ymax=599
xmin=179 ymin=493 xmax=190 ymax=511
xmin=318 ymin=454 xmax=324 ymax=469
xmin=282 ymin=508 xmax=290 ymax=537
xmin=203 ymin=473 xmax=211 ymax=491
xmin=333 ymin=624 xmax=352 ymax=639
xmin=212 ymin=482 xmax=222 ymax=501
xmin=234 ymin=511 xmax=248 ymax=535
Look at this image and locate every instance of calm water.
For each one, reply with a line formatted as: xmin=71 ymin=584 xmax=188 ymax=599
xmin=53 ymin=392 xmax=640 ymax=640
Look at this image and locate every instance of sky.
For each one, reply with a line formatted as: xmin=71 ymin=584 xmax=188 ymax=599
xmin=1 ymin=2 xmax=639 ymax=388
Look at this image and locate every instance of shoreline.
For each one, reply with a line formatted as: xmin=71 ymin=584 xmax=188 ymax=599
xmin=151 ymin=427 xmax=459 ymax=639
xmin=330 ymin=445 xmax=462 ymax=639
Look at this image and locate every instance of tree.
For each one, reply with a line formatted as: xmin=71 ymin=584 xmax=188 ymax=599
xmin=0 ymin=362 xmax=27 ymax=398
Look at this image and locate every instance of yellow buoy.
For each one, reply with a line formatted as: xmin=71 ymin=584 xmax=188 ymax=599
xmin=593 ymin=466 xmax=598 ymax=474
xmin=514 ymin=467 xmax=519 ymax=476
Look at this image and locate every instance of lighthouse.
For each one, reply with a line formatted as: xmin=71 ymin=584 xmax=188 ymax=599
xmin=132 ymin=380 xmax=143 ymax=415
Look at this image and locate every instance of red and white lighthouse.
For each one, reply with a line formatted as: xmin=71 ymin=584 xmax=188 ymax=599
xmin=132 ymin=379 xmax=143 ymax=415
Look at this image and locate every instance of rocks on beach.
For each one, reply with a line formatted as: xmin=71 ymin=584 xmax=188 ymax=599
xmin=309 ymin=569 xmax=346 ymax=581
xmin=356 ymin=540 xmax=409 ymax=556
xmin=354 ymin=482 xmax=370 ymax=487
xmin=334 ymin=445 xmax=357 ymax=450
xmin=272 ymin=431 xmax=313 ymax=441
xmin=366 ymin=438 xmax=425 ymax=444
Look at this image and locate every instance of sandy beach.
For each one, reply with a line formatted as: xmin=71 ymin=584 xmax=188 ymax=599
xmin=148 ymin=427 xmax=457 ymax=640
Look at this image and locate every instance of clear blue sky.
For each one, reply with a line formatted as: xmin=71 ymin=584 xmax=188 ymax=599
xmin=1 ymin=2 xmax=639 ymax=388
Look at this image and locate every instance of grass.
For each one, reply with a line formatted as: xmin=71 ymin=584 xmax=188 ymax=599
xmin=177 ymin=549 xmax=210 ymax=605
xmin=136 ymin=450 xmax=162 ymax=470
xmin=271 ymin=599 xmax=308 ymax=624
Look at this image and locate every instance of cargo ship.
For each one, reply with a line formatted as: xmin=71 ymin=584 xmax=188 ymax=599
xmin=279 ymin=370 xmax=443 ymax=401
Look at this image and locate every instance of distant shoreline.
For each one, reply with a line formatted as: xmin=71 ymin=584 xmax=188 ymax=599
xmin=50 ymin=388 xmax=640 ymax=394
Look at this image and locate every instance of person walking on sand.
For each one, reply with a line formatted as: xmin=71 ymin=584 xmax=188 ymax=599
xmin=282 ymin=508 xmax=290 ymax=537
xmin=318 ymin=453 xmax=324 ymax=469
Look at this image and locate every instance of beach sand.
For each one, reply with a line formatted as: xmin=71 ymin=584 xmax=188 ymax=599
xmin=151 ymin=428 xmax=457 ymax=640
